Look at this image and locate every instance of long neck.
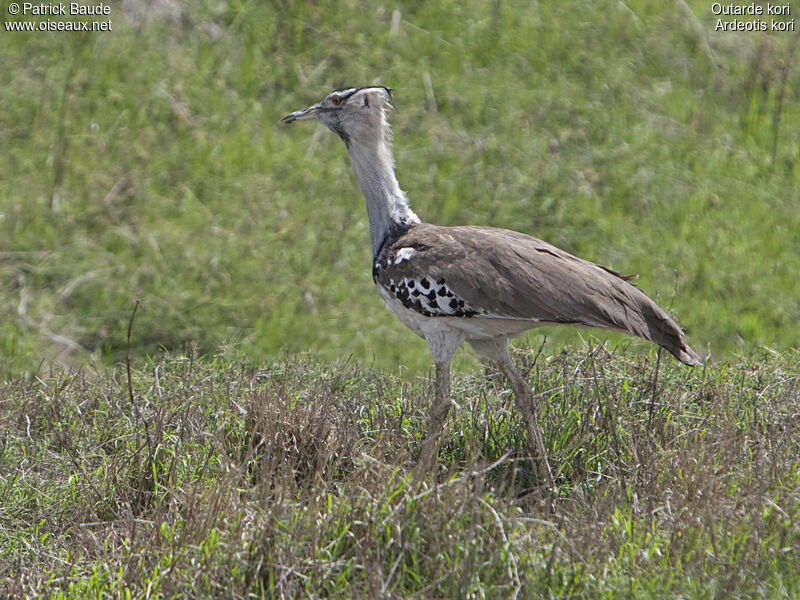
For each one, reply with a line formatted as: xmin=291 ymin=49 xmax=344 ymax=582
xmin=346 ymin=124 xmax=420 ymax=256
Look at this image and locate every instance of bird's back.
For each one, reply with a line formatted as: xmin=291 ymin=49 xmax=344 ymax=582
xmin=373 ymin=223 xmax=700 ymax=365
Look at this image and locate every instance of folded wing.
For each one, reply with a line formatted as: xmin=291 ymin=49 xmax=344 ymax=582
xmin=374 ymin=223 xmax=700 ymax=365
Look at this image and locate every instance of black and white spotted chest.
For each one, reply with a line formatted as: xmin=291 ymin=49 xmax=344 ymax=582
xmin=372 ymin=245 xmax=485 ymax=319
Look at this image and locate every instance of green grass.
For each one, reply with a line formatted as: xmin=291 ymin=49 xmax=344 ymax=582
xmin=1 ymin=348 xmax=799 ymax=598
xmin=1 ymin=0 xmax=799 ymax=375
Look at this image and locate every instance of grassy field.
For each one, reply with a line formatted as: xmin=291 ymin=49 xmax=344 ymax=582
xmin=1 ymin=0 xmax=799 ymax=374
xmin=1 ymin=348 xmax=799 ymax=598
xmin=2 ymin=0 xmax=800 ymax=597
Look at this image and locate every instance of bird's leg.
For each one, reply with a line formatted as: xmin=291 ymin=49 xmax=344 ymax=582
xmin=469 ymin=338 xmax=555 ymax=495
xmin=497 ymin=359 xmax=556 ymax=496
xmin=414 ymin=360 xmax=452 ymax=480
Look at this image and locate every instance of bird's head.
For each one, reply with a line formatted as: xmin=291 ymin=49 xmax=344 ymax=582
xmin=281 ymin=86 xmax=393 ymax=147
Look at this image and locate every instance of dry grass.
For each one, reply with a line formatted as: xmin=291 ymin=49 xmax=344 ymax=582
xmin=1 ymin=346 xmax=799 ymax=598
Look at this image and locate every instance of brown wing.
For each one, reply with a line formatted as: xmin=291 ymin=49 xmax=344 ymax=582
xmin=374 ymin=223 xmax=700 ymax=365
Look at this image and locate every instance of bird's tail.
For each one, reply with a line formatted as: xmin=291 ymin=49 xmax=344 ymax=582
xmin=623 ymin=289 xmax=702 ymax=366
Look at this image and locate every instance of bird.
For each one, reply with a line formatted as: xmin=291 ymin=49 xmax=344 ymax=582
xmin=281 ymin=86 xmax=700 ymax=492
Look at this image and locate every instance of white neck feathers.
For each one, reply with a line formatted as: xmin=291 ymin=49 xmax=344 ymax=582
xmin=345 ymin=109 xmax=420 ymax=256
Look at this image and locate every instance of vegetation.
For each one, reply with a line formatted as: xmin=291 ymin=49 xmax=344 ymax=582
xmin=1 ymin=0 xmax=798 ymax=374
xmin=2 ymin=347 xmax=799 ymax=598
xmin=2 ymin=0 xmax=800 ymax=597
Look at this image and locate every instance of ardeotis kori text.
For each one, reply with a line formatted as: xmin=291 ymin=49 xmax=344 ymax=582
xmin=282 ymin=86 xmax=700 ymax=491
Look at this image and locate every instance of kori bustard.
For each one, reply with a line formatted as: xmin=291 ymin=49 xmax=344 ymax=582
xmin=282 ymin=86 xmax=700 ymax=490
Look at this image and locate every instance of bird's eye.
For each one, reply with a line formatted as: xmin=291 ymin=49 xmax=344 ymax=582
xmin=331 ymin=96 xmax=342 ymax=106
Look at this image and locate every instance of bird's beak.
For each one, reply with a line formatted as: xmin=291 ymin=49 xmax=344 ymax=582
xmin=281 ymin=102 xmax=322 ymax=124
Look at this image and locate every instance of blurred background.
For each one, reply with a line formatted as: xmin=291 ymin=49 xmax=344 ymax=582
xmin=1 ymin=0 xmax=798 ymax=375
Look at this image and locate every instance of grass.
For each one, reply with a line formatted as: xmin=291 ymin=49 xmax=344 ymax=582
xmin=1 ymin=0 xmax=799 ymax=375
xmin=1 ymin=347 xmax=798 ymax=598
xmin=2 ymin=1 xmax=800 ymax=597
